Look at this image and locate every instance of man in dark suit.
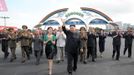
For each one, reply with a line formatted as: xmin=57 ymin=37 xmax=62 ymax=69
xmin=112 ymin=29 xmax=122 ymax=60
xmin=123 ymin=28 xmax=134 ymax=58
xmin=62 ymin=24 xmax=80 ymax=75
xmin=1 ymin=29 xmax=9 ymax=59
xmin=87 ymin=27 xmax=96 ymax=62
xmin=98 ymin=29 xmax=106 ymax=57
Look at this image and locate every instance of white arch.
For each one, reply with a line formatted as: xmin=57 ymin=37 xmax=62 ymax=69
xmin=86 ymin=16 xmax=102 ymax=24
xmin=65 ymin=15 xmax=86 ymax=25
xmin=46 ymin=18 xmax=63 ymax=26
xmin=65 ymin=15 xmax=89 ymax=30
xmin=42 ymin=18 xmax=64 ymax=30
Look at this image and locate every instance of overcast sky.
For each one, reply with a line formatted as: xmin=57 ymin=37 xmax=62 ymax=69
xmin=0 ymin=0 xmax=134 ymax=29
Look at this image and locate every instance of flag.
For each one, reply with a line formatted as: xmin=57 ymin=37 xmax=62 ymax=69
xmin=0 ymin=0 xmax=7 ymax=12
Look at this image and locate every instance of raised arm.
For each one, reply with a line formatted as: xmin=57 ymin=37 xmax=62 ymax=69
xmin=62 ymin=25 xmax=68 ymax=35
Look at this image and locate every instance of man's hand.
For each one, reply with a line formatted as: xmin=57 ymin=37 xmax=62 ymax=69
xmin=80 ymin=48 xmax=83 ymax=53
xmin=113 ymin=35 xmax=118 ymax=38
xmin=52 ymin=41 xmax=56 ymax=45
xmin=61 ymin=19 xmax=66 ymax=27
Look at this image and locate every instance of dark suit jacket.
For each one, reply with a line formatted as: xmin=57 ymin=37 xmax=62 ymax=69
xmin=1 ymin=32 xmax=9 ymax=51
xmin=112 ymin=32 xmax=122 ymax=46
xmin=62 ymin=26 xmax=80 ymax=53
xmin=87 ymin=33 xmax=96 ymax=48
xmin=123 ymin=32 xmax=134 ymax=46
xmin=98 ymin=33 xmax=106 ymax=44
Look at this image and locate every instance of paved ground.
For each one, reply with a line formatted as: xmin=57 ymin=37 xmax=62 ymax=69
xmin=0 ymin=37 xmax=134 ymax=75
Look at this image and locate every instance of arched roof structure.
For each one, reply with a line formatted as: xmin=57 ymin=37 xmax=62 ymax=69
xmin=35 ymin=7 xmax=113 ymax=28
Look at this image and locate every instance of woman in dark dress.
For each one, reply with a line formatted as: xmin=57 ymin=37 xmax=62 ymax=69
xmin=43 ymin=27 xmax=56 ymax=75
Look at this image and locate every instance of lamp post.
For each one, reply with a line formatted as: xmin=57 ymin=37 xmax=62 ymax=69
xmin=0 ymin=16 xmax=10 ymax=26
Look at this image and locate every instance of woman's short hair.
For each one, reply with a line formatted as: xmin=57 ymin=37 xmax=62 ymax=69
xmin=47 ymin=27 xmax=53 ymax=30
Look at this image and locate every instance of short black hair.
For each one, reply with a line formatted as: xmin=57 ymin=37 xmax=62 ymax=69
xmin=22 ymin=25 xmax=28 ymax=29
xmin=70 ymin=24 xmax=76 ymax=27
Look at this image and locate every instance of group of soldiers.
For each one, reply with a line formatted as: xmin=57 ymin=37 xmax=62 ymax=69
xmin=0 ymin=25 xmax=43 ymax=63
xmin=79 ymin=27 xmax=134 ymax=63
xmin=0 ymin=24 xmax=134 ymax=75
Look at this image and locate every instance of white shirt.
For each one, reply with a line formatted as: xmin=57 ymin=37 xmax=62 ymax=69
xmin=56 ymin=31 xmax=66 ymax=47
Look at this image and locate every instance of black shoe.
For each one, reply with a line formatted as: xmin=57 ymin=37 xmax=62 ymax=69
xmin=61 ymin=59 xmax=64 ymax=62
xmin=21 ymin=60 xmax=25 ymax=63
xmin=36 ymin=63 xmax=39 ymax=65
xmin=27 ymin=56 xmax=30 ymax=60
xmin=115 ymin=58 xmax=119 ymax=61
xmin=40 ymin=53 xmax=43 ymax=57
xmin=80 ymin=58 xmax=82 ymax=62
xmin=123 ymin=52 xmax=125 ymax=55
xmin=83 ymin=61 xmax=87 ymax=64
xmin=68 ymin=72 xmax=72 ymax=75
xmin=35 ymin=61 xmax=39 ymax=65
xmin=56 ymin=60 xmax=60 ymax=64
xmin=128 ymin=56 xmax=131 ymax=58
xmin=4 ymin=53 xmax=9 ymax=59
xmin=30 ymin=52 xmax=32 ymax=55
xmin=14 ymin=56 xmax=17 ymax=59
xmin=92 ymin=59 xmax=96 ymax=62
xmin=10 ymin=59 xmax=14 ymax=62
xmin=73 ymin=67 xmax=77 ymax=72
xmin=112 ymin=55 xmax=114 ymax=59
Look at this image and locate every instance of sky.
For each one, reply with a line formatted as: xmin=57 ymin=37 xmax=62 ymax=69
xmin=0 ymin=0 xmax=134 ymax=29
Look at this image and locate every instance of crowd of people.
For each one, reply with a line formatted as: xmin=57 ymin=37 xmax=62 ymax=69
xmin=0 ymin=24 xmax=134 ymax=75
